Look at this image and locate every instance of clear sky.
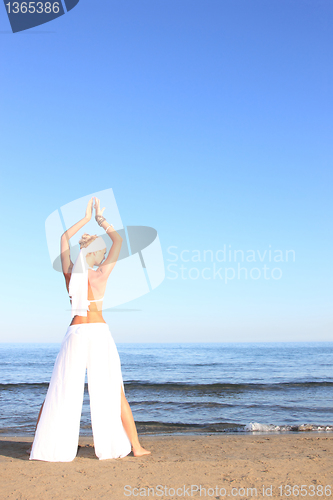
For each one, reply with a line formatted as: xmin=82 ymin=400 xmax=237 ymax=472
xmin=1 ymin=0 xmax=332 ymax=343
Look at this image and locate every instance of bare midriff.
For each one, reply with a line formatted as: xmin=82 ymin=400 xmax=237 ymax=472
xmin=69 ymin=299 xmax=107 ymax=326
xmin=69 ymin=300 xmax=106 ymax=326
xmin=70 ymin=312 xmax=107 ymax=326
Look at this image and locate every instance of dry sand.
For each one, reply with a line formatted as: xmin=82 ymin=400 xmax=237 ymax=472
xmin=1 ymin=433 xmax=332 ymax=499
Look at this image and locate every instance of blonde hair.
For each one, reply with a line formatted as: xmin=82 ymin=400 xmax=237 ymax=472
xmin=79 ymin=233 xmax=98 ymax=250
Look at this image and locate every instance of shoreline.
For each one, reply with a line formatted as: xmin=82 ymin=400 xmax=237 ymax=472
xmin=2 ymin=433 xmax=333 ymax=499
xmin=2 ymin=428 xmax=333 ymax=438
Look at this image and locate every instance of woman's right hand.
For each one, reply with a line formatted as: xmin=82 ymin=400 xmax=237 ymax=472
xmin=85 ymin=197 xmax=94 ymax=221
xmin=94 ymin=197 xmax=106 ymax=218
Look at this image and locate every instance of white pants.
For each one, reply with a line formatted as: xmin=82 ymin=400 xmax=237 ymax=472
xmin=29 ymin=323 xmax=132 ymax=462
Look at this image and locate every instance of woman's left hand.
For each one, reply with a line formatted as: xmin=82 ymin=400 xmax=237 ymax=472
xmin=85 ymin=197 xmax=94 ymax=221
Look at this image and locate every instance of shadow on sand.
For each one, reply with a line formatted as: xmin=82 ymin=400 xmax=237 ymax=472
xmin=0 ymin=439 xmax=131 ymax=461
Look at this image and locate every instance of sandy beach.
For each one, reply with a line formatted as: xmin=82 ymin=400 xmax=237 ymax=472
xmin=1 ymin=433 xmax=332 ymax=499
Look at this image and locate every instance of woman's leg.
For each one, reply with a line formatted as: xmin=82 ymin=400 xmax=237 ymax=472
xmin=35 ymin=401 xmax=45 ymax=429
xmin=27 ymin=401 xmax=45 ymax=453
xmin=120 ymin=386 xmax=151 ymax=457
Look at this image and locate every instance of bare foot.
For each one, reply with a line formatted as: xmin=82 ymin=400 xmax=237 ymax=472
xmin=132 ymin=445 xmax=151 ymax=457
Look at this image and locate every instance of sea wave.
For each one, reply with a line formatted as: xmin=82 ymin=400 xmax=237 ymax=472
xmin=1 ymin=380 xmax=333 ymax=392
xmin=244 ymin=422 xmax=333 ymax=433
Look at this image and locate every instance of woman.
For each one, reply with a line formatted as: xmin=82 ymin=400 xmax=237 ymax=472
xmin=29 ymin=197 xmax=150 ymax=462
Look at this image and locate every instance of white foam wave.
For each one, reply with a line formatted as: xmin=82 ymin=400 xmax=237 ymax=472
xmin=244 ymin=422 xmax=333 ymax=433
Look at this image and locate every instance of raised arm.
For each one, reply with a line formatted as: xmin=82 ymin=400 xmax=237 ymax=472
xmin=94 ymin=197 xmax=123 ymax=280
xmin=60 ymin=197 xmax=94 ymax=274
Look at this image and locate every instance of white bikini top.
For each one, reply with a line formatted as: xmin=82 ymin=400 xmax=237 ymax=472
xmin=69 ymin=296 xmax=104 ymax=304
xmin=88 ymin=297 xmax=104 ymax=303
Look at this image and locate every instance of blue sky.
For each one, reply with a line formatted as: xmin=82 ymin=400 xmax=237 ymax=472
xmin=1 ymin=0 xmax=332 ymax=342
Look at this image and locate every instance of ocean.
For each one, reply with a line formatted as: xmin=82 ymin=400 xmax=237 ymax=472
xmin=0 ymin=342 xmax=332 ymax=436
